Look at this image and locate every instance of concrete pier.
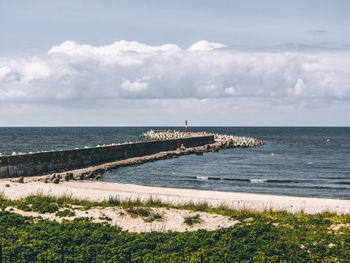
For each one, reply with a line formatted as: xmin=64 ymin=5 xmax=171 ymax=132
xmin=0 ymin=135 xmax=214 ymax=178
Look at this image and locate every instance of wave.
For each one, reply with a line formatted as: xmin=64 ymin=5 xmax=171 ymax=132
xmin=191 ymin=176 xmax=299 ymax=184
xmin=250 ymin=179 xmax=268 ymax=183
xmin=196 ymin=176 xmax=209 ymax=180
xmin=190 ymin=176 xmax=350 ymax=188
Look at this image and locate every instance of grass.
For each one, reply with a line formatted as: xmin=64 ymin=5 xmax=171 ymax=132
xmin=126 ymin=207 xmax=151 ymax=218
xmin=98 ymin=216 xmax=112 ymax=221
xmin=144 ymin=212 xmax=164 ymax=223
xmin=1 ymin=192 xmax=350 ymax=233
xmin=126 ymin=207 xmax=164 ymax=222
xmin=152 ymin=212 xmax=163 ymax=220
xmin=106 ymin=196 xmax=121 ymax=206
xmin=55 ymin=209 xmax=75 ymax=217
xmin=1 ymin=192 xmax=350 ymax=224
xmin=184 ymin=214 xmax=201 ymax=226
xmin=1 ymin=192 xmax=349 ymax=236
xmin=0 ymin=192 xmax=349 ymax=262
xmin=0 ymin=208 xmax=349 ymax=262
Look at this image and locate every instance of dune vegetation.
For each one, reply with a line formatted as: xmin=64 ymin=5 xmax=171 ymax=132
xmin=0 ymin=193 xmax=349 ymax=262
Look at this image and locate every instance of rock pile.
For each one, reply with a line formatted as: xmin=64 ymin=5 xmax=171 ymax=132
xmin=43 ymin=169 xmax=105 ymax=184
xmin=212 ymin=133 xmax=264 ymax=148
xmin=140 ymin=130 xmax=190 ymax=140
xmin=140 ymin=130 xmax=264 ymax=148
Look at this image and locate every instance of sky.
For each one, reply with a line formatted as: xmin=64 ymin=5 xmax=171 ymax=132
xmin=0 ymin=0 xmax=350 ymax=126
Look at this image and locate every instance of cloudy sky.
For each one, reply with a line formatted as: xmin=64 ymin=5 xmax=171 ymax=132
xmin=1 ymin=0 xmax=350 ymax=126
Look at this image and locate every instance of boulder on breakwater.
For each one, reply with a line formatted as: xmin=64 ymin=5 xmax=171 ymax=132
xmin=140 ymin=130 xmax=264 ymax=148
xmin=140 ymin=130 xmax=190 ymax=140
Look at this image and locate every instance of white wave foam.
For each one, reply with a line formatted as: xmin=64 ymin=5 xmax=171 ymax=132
xmin=197 ymin=176 xmax=209 ymax=180
xmin=250 ymin=179 xmax=268 ymax=183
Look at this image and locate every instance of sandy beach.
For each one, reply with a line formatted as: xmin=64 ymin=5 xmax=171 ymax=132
xmin=1 ymin=179 xmax=349 ymax=215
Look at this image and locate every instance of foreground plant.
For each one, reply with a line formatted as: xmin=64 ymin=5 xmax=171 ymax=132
xmin=0 ymin=210 xmax=349 ymax=262
xmin=0 ymin=193 xmax=349 ymax=262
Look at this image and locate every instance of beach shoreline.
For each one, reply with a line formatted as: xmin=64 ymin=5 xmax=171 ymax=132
xmin=1 ymin=179 xmax=349 ymax=215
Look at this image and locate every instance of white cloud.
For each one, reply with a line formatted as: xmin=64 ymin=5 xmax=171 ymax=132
xmin=288 ymin=78 xmax=306 ymax=96
xmin=0 ymin=66 xmax=11 ymax=80
xmin=225 ymin=87 xmax=237 ymax=95
xmin=49 ymin=40 xmax=181 ymax=56
xmin=188 ymin=40 xmax=226 ymax=51
xmin=1 ymin=40 xmax=350 ymax=106
xmin=122 ymin=80 xmax=148 ymax=92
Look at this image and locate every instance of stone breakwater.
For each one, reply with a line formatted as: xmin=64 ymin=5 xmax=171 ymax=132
xmin=1 ymin=135 xmax=214 ymax=179
xmin=141 ymin=130 xmax=264 ymax=148
xmin=2 ymin=130 xmax=263 ymax=183
xmin=21 ymin=130 xmax=264 ymax=184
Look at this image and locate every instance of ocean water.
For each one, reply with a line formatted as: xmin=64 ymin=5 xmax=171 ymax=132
xmin=0 ymin=127 xmax=349 ymax=199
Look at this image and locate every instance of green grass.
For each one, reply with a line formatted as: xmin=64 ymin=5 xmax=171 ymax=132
xmin=144 ymin=211 xmax=164 ymax=223
xmin=1 ymin=193 xmax=350 ymax=226
xmin=106 ymin=196 xmax=121 ymax=206
xmin=126 ymin=207 xmax=164 ymax=222
xmin=184 ymin=214 xmax=201 ymax=226
xmin=152 ymin=212 xmax=163 ymax=220
xmin=55 ymin=209 xmax=76 ymax=217
xmin=0 ymin=209 xmax=349 ymax=262
xmin=0 ymin=193 xmax=349 ymax=262
xmin=126 ymin=207 xmax=151 ymax=218
xmin=98 ymin=216 xmax=112 ymax=221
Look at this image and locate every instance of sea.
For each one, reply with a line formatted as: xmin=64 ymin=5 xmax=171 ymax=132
xmin=0 ymin=127 xmax=349 ymax=199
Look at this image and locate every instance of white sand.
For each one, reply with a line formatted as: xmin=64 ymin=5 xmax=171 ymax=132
xmin=5 ymin=206 xmax=239 ymax=233
xmin=1 ymin=180 xmax=349 ymax=215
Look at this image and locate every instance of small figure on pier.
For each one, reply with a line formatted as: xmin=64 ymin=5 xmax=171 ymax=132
xmin=185 ymin=120 xmax=188 ymax=133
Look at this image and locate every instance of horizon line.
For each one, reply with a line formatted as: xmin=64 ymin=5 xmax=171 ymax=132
xmin=0 ymin=125 xmax=349 ymax=128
